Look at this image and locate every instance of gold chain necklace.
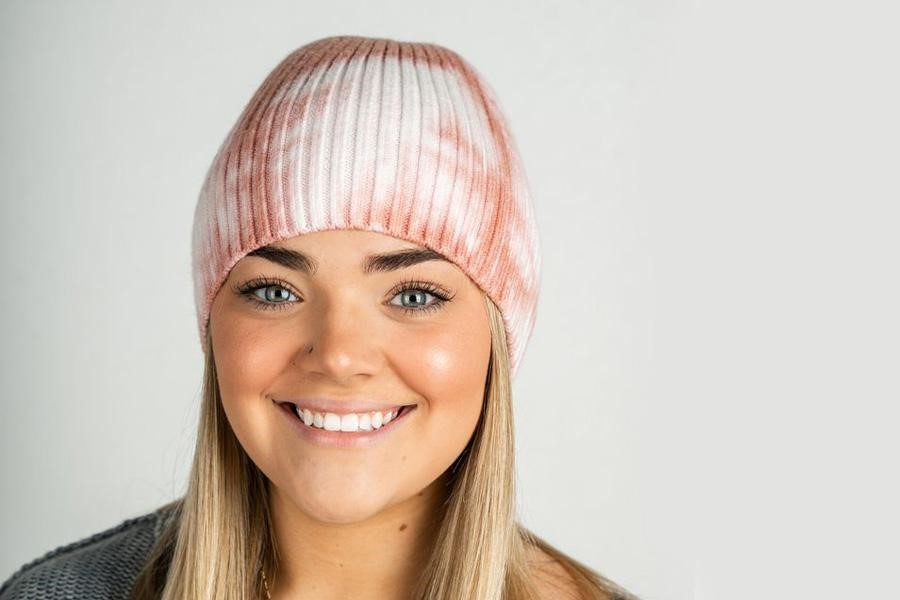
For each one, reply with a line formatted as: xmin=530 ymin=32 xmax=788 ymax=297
xmin=261 ymin=567 xmax=272 ymax=599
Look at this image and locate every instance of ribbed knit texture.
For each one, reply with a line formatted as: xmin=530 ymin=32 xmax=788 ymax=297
xmin=192 ymin=35 xmax=541 ymax=377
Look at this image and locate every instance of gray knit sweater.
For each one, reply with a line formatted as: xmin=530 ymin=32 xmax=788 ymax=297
xmin=1 ymin=505 xmax=639 ymax=600
xmin=0 ymin=505 xmax=174 ymax=599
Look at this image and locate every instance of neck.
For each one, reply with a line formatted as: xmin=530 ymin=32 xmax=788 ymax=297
xmin=266 ymin=471 xmax=451 ymax=600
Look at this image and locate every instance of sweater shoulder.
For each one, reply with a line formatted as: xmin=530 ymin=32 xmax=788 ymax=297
xmin=0 ymin=503 xmax=178 ymax=600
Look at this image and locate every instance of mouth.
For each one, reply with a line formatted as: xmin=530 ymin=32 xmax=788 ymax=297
xmin=279 ymin=402 xmax=417 ymax=433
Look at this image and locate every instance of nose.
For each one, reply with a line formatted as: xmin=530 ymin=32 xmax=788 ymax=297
xmin=295 ymin=296 xmax=381 ymax=382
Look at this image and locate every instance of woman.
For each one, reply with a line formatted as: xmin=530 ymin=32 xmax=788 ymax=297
xmin=0 ymin=35 xmax=637 ymax=600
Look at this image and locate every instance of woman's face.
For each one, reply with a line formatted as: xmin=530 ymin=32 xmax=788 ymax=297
xmin=208 ymin=230 xmax=491 ymax=524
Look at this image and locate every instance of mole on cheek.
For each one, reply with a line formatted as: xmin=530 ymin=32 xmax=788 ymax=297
xmin=399 ymin=523 xmax=408 ymax=531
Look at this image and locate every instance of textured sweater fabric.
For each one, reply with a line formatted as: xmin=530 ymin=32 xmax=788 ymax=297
xmin=0 ymin=506 xmax=174 ymax=599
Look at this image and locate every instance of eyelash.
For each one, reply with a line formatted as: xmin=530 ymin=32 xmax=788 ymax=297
xmin=232 ymin=277 xmax=454 ymax=316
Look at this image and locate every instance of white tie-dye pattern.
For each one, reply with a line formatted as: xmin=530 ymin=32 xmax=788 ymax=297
xmin=368 ymin=56 xmax=401 ymax=231
xmin=314 ymin=67 xmax=341 ymax=230
xmin=192 ymin=36 xmax=541 ymax=377
xmin=348 ymin=42 xmax=384 ymax=227
xmin=388 ymin=51 xmax=421 ymax=233
xmin=297 ymin=61 xmax=338 ymax=232
xmin=432 ymin=62 xmax=466 ymax=250
xmin=406 ymin=54 xmax=437 ymax=240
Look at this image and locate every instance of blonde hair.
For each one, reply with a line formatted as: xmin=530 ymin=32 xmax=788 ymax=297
xmin=131 ymin=295 xmax=635 ymax=599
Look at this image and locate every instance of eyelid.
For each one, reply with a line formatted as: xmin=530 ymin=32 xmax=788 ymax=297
xmin=232 ymin=276 xmax=298 ymax=295
xmin=385 ymin=278 xmax=454 ymax=301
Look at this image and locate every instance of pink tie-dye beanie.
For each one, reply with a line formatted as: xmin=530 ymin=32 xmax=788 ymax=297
xmin=191 ymin=35 xmax=541 ymax=378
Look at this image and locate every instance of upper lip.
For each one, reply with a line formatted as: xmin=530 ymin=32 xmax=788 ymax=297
xmin=273 ymin=396 xmax=415 ymax=415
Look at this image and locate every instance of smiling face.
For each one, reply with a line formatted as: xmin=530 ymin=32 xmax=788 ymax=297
xmin=207 ymin=229 xmax=492 ymax=524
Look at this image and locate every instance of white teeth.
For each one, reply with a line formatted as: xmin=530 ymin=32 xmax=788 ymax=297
xmin=359 ymin=413 xmax=372 ymax=431
xmin=293 ymin=405 xmax=403 ymax=432
xmin=340 ymin=413 xmax=359 ymax=432
xmin=323 ymin=413 xmax=341 ymax=431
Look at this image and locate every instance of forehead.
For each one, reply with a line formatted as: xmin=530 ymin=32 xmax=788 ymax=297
xmin=271 ymin=229 xmax=425 ymax=251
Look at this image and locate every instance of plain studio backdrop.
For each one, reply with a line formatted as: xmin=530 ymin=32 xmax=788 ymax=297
xmin=1 ymin=1 xmax=898 ymax=599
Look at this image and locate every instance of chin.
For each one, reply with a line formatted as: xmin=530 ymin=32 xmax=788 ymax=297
xmin=287 ymin=476 xmax=392 ymax=524
xmin=295 ymin=493 xmax=387 ymax=524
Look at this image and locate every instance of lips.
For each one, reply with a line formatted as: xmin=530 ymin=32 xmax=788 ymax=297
xmin=283 ymin=401 xmax=407 ymax=417
xmin=276 ymin=400 xmax=417 ymax=448
xmin=273 ymin=396 xmax=415 ymax=415
xmin=286 ymin=402 xmax=413 ymax=432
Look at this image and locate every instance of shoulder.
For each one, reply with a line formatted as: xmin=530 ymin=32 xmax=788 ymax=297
xmin=0 ymin=503 xmax=177 ymax=600
xmin=527 ymin=544 xmax=591 ymax=600
xmin=527 ymin=543 xmax=630 ymax=600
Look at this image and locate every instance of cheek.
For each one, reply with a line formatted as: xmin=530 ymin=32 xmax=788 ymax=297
xmin=403 ymin=297 xmax=492 ymax=395
xmin=209 ymin=302 xmax=293 ymax=460
xmin=411 ymin=334 xmax=489 ymax=397
xmin=211 ymin=310 xmax=291 ymax=400
xmin=393 ymin=309 xmax=492 ymax=463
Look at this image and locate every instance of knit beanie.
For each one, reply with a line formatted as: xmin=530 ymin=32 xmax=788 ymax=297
xmin=191 ymin=35 xmax=541 ymax=378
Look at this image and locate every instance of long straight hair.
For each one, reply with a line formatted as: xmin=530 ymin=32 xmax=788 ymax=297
xmin=131 ymin=295 xmax=635 ymax=599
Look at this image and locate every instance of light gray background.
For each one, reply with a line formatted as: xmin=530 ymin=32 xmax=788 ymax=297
xmin=2 ymin=1 xmax=898 ymax=598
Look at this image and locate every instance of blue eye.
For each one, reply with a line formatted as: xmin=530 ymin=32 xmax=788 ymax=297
xmin=389 ymin=282 xmax=452 ymax=316
xmin=233 ymin=277 xmax=454 ymax=315
xmin=391 ymin=288 xmax=446 ymax=313
xmin=234 ymin=278 xmax=299 ymax=311
xmin=251 ymin=285 xmax=297 ymax=305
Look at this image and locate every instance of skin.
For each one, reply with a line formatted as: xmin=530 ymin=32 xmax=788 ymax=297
xmin=208 ymin=229 xmax=492 ymax=599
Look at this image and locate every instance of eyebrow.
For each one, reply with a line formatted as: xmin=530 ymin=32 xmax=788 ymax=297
xmin=245 ymin=244 xmax=451 ymax=276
